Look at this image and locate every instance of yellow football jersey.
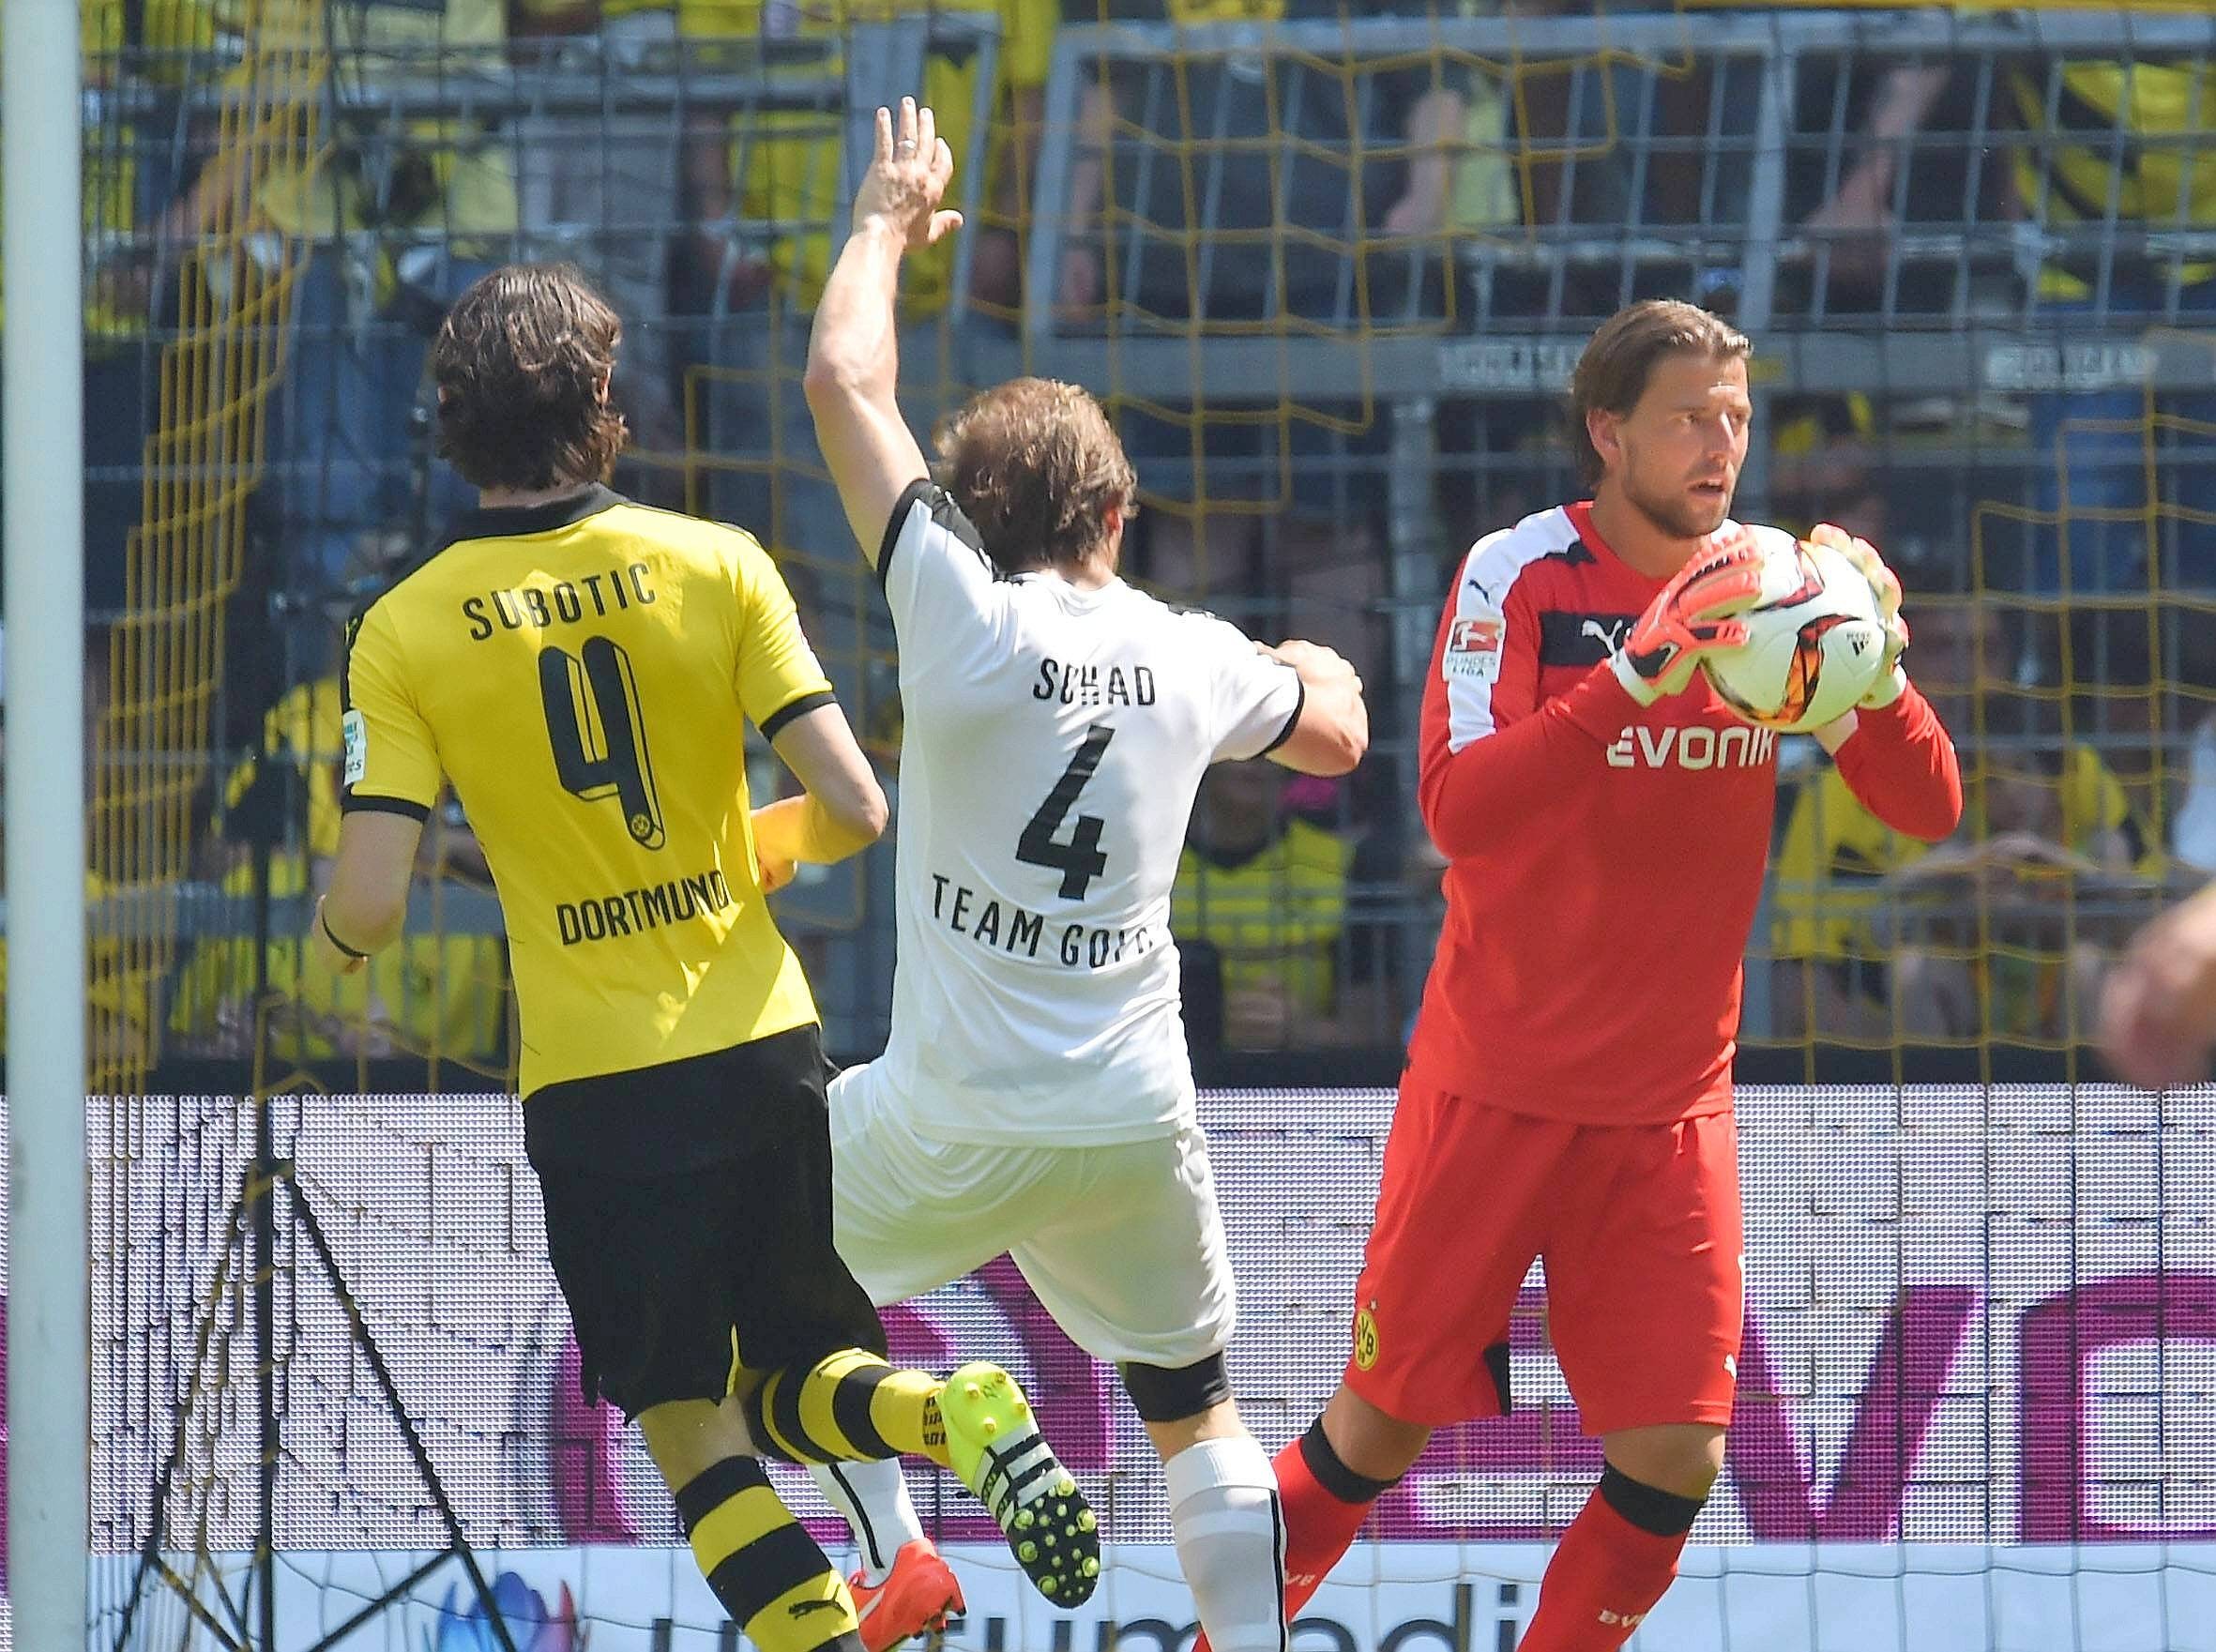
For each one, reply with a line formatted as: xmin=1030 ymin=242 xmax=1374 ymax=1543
xmin=341 ymin=487 xmax=834 ymax=1097
xmin=1174 ymin=818 xmax=1351 ymax=1019
xmin=2010 ymin=57 xmax=2216 ymax=295
xmin=1770 ymin=741 xmax=2160 ymax=965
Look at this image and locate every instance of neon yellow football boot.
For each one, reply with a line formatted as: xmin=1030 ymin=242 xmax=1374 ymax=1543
xmin=937 ymin=1361 xmax=1100 ymax=1606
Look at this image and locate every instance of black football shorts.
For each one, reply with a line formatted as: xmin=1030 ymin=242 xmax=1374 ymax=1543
xmin=524 ymin=1023 xmax=886 ymax=1418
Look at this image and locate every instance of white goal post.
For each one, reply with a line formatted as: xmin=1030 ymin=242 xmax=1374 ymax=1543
xmin=4 ymin=0 xmax=91 ymax=1644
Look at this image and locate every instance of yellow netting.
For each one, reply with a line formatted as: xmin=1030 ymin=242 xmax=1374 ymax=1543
xmin=1752 ymin=386 xmax=2216 ymax=1078
xmin=88 ymin=0 xmax=326 ymax=1094
xmin=68 ymin=0 xmax=2215 ymax=1083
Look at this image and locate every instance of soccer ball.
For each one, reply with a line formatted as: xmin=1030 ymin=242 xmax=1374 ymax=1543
xmin=1699 ymin=525 xmax=1887 ymax=735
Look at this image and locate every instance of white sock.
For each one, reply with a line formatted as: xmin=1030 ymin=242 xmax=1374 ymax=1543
xmin=1165 ymin=1436 xmax=1286 ymax=1652
xmin=810 ymin=1457 xmax=928 ymax=1584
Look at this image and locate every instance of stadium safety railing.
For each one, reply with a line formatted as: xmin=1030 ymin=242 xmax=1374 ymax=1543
xmin=38 ymin=3 xmax=2216 ymax=1092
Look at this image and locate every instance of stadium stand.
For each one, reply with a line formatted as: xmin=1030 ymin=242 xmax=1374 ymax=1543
xmin=23 ymin=8 xmax=2216 ymax=1644
xmin=22 ymin=1 xmax=2209 ymax=1089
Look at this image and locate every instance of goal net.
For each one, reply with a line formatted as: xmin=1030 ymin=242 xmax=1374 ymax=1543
xmin=31 ymin=1 xmax=2216 ymax=1649
xmin=57 ymin=1081 xmax=2216 ymax=1652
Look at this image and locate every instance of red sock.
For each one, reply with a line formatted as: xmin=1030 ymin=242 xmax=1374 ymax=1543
xmin=1194 ymin=1421 xmax=1389 ymax=1652
xmin=1516 ymin=1470 xmax=1698 ymax=1651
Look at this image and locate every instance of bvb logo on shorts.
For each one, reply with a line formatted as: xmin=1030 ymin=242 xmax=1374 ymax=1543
xmin=1352 ymin=1305 xmax=1379 ymax=1371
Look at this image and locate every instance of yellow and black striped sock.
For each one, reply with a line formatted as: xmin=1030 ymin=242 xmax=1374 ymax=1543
xmin=743 ymin=1347 xmax=949 ymax=1469
xmin=674 ymin=1455 xmax=861 ymax=1652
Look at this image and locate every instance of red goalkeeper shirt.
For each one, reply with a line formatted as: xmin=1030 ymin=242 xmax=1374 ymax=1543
xmin=1406 ymin=503 xmax=1962 ymax=1124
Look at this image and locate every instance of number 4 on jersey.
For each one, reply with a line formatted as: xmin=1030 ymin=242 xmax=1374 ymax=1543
xmin=539 ymin=636 xmax=665 ymax=850
xmin=1018 ymin=723 xmax=1116 ymax=899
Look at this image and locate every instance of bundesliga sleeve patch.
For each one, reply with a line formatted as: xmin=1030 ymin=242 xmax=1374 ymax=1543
xmin=1442 ymin=612 xmax=1503 ymax=683
xmin=342 ymin=709 xmax=367 ymax=786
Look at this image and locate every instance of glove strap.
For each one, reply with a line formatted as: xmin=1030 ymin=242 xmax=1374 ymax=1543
xmin=1610 ymin=646 xmax=1663 ymax=706
xmin=1860 ymin=663 xmax=1908 ymax=711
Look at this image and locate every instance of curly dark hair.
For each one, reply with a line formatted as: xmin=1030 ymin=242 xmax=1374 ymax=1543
xmin=1568 ymin=299 xmax=1750 ymax=490
xmin=431 ymin=264 xmax=629 ymax=492
xmin=932 ymin=378 xmax=1136 ymax=575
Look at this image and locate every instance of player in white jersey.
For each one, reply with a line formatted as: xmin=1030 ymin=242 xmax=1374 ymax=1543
xmin=783 ymin=102 xmax=1369 ymax=1652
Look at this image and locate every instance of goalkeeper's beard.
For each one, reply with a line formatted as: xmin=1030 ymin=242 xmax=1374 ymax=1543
xmin=1621 ymin=467 xmax=1735 ymax=542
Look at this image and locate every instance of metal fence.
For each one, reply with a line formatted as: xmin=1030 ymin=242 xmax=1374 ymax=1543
xmin=34 ymin=3 xmax=2216 ymax=1084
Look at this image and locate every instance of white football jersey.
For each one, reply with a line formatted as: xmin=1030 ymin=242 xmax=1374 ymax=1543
xmin=873 ymin=481 xmax=1303 ymax=1144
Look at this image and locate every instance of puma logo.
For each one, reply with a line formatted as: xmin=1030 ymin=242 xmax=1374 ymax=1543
xmin=1581 ymin=616 xmax=1631 ymax=653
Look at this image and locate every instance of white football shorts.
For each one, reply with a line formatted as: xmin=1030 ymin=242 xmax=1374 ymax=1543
xmin=827 ymin=1061 xmax=1237 ymax=1371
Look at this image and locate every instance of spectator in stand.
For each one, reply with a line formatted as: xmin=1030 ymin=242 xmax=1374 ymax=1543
xmin=0 ymin=0 xmax=216 ymax=619
xmin=236 ymin=0 xmax=519 ymax=606
xmin=2008 ymin=53 xmax=2216 ymax=609
xmin=1481 ymin=0 xmax=1689 ymax=313
xmin=1819 ymin=53 xmax=2215 ymax=681
xmin=1770 ymin=395 xmax=1889 ymax=547
xmin=1884 ymin=734 xmax=2161 ymax=1043
xmin=510 ymin=0 xmax=690 ymax=495
xmin=1794 ymin=60 xmax=1970 ymax=308
xmin=1173 ymin=760 xmax=1354 ymax=1050
xmin=1061 ymin=1 xmax=1469 ymax=686
xmin=1062 ymin=0 xmax=1467 ymax=324
xmin=1770 ymin=601 xmax=2162 ymax=1044
xmin=691 ymin=0 xmax=1056 ymax=556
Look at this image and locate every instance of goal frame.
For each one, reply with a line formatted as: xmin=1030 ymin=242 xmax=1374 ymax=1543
xmin=4 ymin=0 xmax=91 ymax=1643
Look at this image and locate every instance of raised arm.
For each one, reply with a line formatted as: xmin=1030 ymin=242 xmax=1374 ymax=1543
xmin=804 ymin=99 xmax=964 ymax=563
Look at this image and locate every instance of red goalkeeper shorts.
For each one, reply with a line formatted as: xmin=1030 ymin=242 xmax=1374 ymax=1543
xmin=1344 ymin=1083 xmax=1743 ymax=1434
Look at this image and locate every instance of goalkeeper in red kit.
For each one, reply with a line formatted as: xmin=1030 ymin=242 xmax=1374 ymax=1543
xmin=1209 ymin=300 xmax=1966 ymax=1652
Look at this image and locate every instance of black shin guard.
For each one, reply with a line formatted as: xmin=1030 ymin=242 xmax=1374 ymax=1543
xmin=1597 ymin=1463 xmax=1706 ymax=1537
xmin=1119 ymin=1353 xmax=1236 ymax=1423
xmin=1298 ymin=1417 xmax=1404 ymax=1507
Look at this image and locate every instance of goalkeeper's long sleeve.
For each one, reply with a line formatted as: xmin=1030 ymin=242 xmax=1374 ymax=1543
xmin=1418 ymin=658 xmax=1640 ymax=861
xmin=1408 ymin=503 xmax=1784 ymax=1127
xmin=1828 ymin=681 xmax=1964 ymax=844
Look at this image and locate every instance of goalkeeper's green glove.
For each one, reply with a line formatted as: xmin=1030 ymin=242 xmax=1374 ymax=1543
xmin=1810 ymin=522 xmax=1910 ymax=709
xmin=1609 ymin=524 xmax=1768 ymax=705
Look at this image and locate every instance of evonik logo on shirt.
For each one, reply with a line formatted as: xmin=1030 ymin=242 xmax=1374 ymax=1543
xmin=1604 ymin=723 xmax=1777 ymax=770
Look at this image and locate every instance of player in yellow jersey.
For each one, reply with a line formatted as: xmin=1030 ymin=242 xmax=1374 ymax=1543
xmin=311 ymin=264 xmax=1100 ymax=1652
